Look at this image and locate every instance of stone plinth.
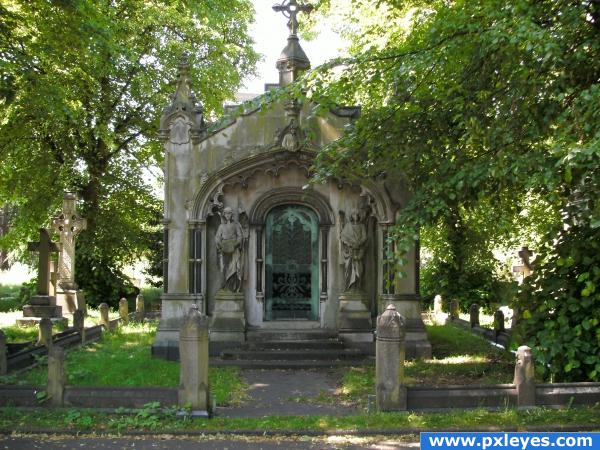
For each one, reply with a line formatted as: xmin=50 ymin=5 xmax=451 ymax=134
xmin=338 ymin=290 xmax=372 ymax=346
xmin=56 ymin=285 xmax=79 ymax=315
xmin=136 ymin=294 xmax=145 ymax=321
xmin=119 ymin=298 xmax=129 ymax=325
xmin=514 ymin=345 xmax=535 ymax=407
xmin=178 ymin=305 xmax=210 ymax=415
xmin=17 ymin=295 xmax=67 ymax=327
xmin=209 ymin=290 xmax=245 ymax=342
xmin=47 ymin=346 xmax=65 ymax=407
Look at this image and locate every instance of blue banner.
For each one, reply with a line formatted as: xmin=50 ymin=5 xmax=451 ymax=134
xmin=421 ymin=432 xmax=600 ymax=450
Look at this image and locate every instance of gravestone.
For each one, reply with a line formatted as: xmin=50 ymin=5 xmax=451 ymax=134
xmin=37 ymin=317 xmax=53 ymax=348
xmin=135 ymin=294 xmax=145 ymax=321
xmin=514 ymin=345 xmax=535 ymax=407
xmin=51 ymin=192 xmax=87 ymax=314
xmin=469 ymin=303 xmax=480 ymax=328
xmin=494 ymin=308 xmax=505 ymax=334
xmin=449 ymin=299 xmax=459 ymax=320
xmin=18 ymin=229 xmax=66 ymax=327
xmin=99 ymin=303 xmax=110 ymax=330
xmin=47 ymin=346 xmax=65 ymax=407
xmin=73 ymin=309 xmax=85 ymax=343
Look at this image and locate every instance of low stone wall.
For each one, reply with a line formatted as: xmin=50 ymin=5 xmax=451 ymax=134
xmin=407 ymin=384 xmax=516 ymax=410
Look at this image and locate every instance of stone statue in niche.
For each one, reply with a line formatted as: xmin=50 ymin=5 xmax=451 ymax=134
xmin=281 ymin=118 xmax=300 ymax=152
xmin=215 ymin=207 xmax=244 ymax=292
xmin=169 ymin=116 xmax=191 ymax=145
xmin=339 ymin=210 xmax=368 ymax=291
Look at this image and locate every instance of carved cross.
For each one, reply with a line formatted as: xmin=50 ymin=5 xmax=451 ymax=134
xmin=28 ymin=228 xmax=59 ymax=296
xmin=273 ymin=0 xmax=314 ymax=37
xmin=513 ymin=246 xmax=534 ymax=279
xmin=51 ymin=193 xmax=87 ymax=287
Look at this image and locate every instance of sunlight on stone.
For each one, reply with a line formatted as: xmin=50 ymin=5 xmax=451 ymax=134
xmin=249 ymin=382 xmax=269 ymax=389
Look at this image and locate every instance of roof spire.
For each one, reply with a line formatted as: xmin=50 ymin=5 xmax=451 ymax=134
xmin=272 ymin=0 xmax=313 ymax=86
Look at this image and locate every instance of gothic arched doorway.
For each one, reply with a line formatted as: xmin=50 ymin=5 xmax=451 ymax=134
xmin=265 ymin=204 xmax=319 ymax=320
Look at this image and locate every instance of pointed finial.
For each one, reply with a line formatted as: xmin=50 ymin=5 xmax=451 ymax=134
xmin=273 ymin=0 xmax=313 ymax=37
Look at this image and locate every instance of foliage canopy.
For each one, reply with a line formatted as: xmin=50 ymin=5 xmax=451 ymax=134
xmin=302 ymin=0 xmax=600 ymax=380
xmin=0 ymin=0 xmax=259 ymax=304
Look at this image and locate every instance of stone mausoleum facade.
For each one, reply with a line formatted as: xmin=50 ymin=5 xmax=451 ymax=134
xmin=152 ymin=3 xmax=431 ymax=359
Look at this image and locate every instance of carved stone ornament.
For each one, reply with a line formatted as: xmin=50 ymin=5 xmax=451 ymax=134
xmin=169 ymin=116 xmax=191 ymax=145
xmin=339 ymin=209 xmax=368 ymax=291
xmin=376 ymin=304 xmax=406 ymax=342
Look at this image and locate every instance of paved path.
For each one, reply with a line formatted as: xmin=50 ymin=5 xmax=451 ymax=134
xmin=217 ymin=369 xmax=360 ymax=418
xmin=1 ymin=436 xmax=420 ymax=450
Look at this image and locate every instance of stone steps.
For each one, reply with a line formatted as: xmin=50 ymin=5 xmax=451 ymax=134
xmin=246 ymin=329 xmax=338 ymax=342
xmin=210 ymin=357 xmax=374 ymax=369
xmin=220 ymin=348 xmax=364 ymax=361
xmin=245 ymin=339 xmax=345 ymax=350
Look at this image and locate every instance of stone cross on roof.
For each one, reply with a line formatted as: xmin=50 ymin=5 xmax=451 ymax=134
xmin=273 ymin=0 xmax=314 ymax=37
xmin=28 ymin=228 xmax=59 ymax=296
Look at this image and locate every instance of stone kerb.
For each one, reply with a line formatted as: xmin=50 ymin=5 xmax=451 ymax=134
xmin=99 ymin=303 xmax=110 ymax=330
xmin=178 ymin=304 xmax=210 ymax=416
xmin=514 ymin=345 xmax=536 ymax=407
xmin=38 ymin=317 xmax=53 ymax=348
xmin=47 ymin=346 xmax=65 ymax=407
xmin=136 ymin=294 xmax=145 ymax=321
xmin=469 ymin=303 xmax=479 ymax=328
xmin=376 ymin=304 xmax=407 ymax=411
xmin=119 ymin=298 xmax=129 ymax=325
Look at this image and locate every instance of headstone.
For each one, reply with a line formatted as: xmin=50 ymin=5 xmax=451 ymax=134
xmin=0 ymin=330 xmax=7 ymax=376
xmin=433 ymin=295 xmax=446 ymax=325
xmin=99 ymin=303 xmax=110 ymax=330
xmin=376 ymin=304 xmax=407 ymax=411
xmin=450 ymin=299 xmax=459 ymax=320
xmin=47 ymin=346 xmax=65 ymax=407
xmin=469 ymin=303 xmax=480 ymax=328
xmin=494 ymin=308 xmax=505 ymax=334
xmin=135 ymin=294 xmax=145 ymax=321
xmin=20 ymin=229 xmax=63 ymax=324
xmin=514 ymin=345 xmax=535 ymax=407
xmin=38 ymin=317 xmax=53 ymax=348
xmin=73 ymin=309 xmax=85 ymax=343
xmin=178 ymin=305 xmax=210 ymax=414
xmin=49 ymin=260 xmax=58 ymax=297
xmin=51 ymin=192 xmax=87 ymax=314
xmin=119 ymin=298 xmax=129 ymax=325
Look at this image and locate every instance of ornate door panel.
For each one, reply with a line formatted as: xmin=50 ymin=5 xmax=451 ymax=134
xmin=265 ymin=205 xmax=319 ymax=320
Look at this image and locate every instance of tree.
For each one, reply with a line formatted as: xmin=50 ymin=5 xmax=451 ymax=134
xmin=0 ymin=0 xmax=259 ymax=305
xmin=300 ymin=0 xmax=600 ymax=380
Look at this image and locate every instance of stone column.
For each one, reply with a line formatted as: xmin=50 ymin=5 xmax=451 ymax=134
xmin=38 ymin=317 xmax=53 ymax=348
xmin=494 ymin=309 xmax=505 ymax=334
xmin=178 ymin=305 xmax=210 ymax=414
xmin=99 ymin=303 xmax=110 ymax=330
xmin=0 ymin=330 xmax=7 ymax=376
xmin=376 ymin=304 xmax=407 ymax=411
xmin=119 ymin=298 xmax=129 ymax=325
xmin=514 ymin=345 xmax=536 ymax=407
xmin=47 ymin=346 xmax=65 ymax=407
xmin=469 ymin=303 xmax=479 ymax=328
xmin=73 ymin=309 xmax=85 ymax=343
xmin=449 ymin=299 xmax=459 ymax=320
xmin=136 ymin=294 xmax=145 ymax=321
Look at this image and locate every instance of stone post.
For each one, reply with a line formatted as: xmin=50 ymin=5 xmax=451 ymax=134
xmin=449 ymin=299 xmax=459 ymax=320
xmin=73 ymin=309 xmax=85 ymax=343
xmin=514 ymin=345 xmax=536 ymax=407
xmin=494 ymin=309 xmax=505 ymax=334
xmin=99 ymin=303 xmax=110 ymax=330
xmin=119 ymin=298 xmax=129 ymax=325
xmin=38 ymin=317 xmax=53 ymax=348
xmin=433 ymin=295 xmax=443 ymax=315
xmin=47 ymin=346 xmax=65 ymax=407
xmin=0 ymin=330 xmax=7 ymax=376
xmin=376 ymin=304 xmax=407 ymax=411
xmin=135 ymin=294 xmax=145 ymax=321
xmin=469 ymin=303 xmax=480 ymax=328
xmin=178 ymin=304 xmax=210 ymax=413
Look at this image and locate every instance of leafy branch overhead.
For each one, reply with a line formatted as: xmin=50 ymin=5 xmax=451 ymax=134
xmin=300 ymin=0 xmax=600 ymax=381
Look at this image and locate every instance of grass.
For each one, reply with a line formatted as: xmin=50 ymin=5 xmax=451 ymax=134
xmin=0 ymin=321 xmax=247 ymax=407
xmin=0 ymin=405 xmax=597 ymax=433
xmin=319 ymin=325 xmax=515 ymax=408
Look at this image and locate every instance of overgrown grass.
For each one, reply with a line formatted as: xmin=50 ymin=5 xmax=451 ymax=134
xmin=0 ymin=284 xmax=24 ymax=313
xmin=0 ymin=405 xmax=597 ymax=433
xmin=1 ymin=321 xmax=247 ymax=406
xmin=1 ymin=324 xmax=38 ymax=343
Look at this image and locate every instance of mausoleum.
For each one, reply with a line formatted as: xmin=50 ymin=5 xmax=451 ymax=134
xmin=152 ymin=1 xmax=431 ymax=359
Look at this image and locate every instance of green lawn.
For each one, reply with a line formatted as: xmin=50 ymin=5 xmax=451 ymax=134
xmin=1 ymin=321 xmax=247 ymax=407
